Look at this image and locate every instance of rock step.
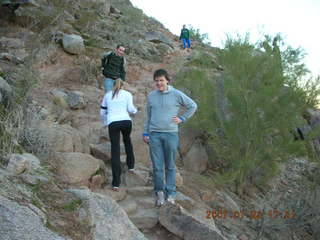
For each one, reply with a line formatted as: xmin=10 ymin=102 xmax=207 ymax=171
xmin=124 ymin=169 xmax=151 ymax=187
xmin=135 ymin=196 xmax=155 ymax=209
xmin=118 ymin=196 xmax=138 ymax=215
xmin=129 ymin=208 xmax=159 ymax=230
xmin=126 ymin=186 xmax=154 ymax=197
xmin=94 ymin=187 xmax=127 ymax=202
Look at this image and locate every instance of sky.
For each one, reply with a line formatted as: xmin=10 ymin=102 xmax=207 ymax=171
xmin=130 ymin=0 xmax=320 ymax=77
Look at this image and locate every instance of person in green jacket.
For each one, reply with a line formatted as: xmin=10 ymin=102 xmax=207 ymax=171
xmin=179 ymin=25 xmax=191 ymax=49
xmin=101 ymin=45 xmax=126 ymax=93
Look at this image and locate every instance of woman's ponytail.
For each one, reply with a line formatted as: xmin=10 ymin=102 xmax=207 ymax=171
xmin=112 ymin=78 xmax=123 ymax=99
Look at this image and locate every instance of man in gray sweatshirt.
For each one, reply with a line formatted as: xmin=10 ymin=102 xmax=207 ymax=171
xmin=143 ymin=69 xmax=197 ymax=206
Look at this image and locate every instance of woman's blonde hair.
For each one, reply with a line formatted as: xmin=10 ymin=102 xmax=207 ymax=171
xmin=112 ymin=78 xmax=124 ymax=99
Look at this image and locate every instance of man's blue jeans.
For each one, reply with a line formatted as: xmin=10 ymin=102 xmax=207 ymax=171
xmin=182 ymin=38 xmax=191 ymax=49
xmin=149 ymin=132 xmax=179 ymax=198
xmin=104 ymin=77 xmax=115 ymax=93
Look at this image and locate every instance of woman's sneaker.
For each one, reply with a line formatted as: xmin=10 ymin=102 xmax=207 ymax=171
xmin=155 ymin=191 xmax=165 ymax=207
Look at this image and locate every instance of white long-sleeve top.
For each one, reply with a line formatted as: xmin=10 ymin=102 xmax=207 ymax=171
xmin=100 ymin=89 xmax=137 ymax=126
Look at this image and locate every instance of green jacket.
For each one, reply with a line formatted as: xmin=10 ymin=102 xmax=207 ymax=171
xmin=179 ymin=28 xmax=190 ymax=40
xmin=101 ymin=51 xmax=126 ymax=81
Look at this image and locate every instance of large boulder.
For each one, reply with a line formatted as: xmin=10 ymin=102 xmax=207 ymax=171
xmin=67 ymin=90 xmax=88 ymax=110
xmin=68 ymin=188 xmax=148 ymax=240
xmin=62 ymin=34 xmax=85 ymax=55
xmin=144 ymin=31 xmax=174 ymax=48
xmin=0 ymin=196 xmax=68 ymax=240
xmin=39 ymin=123 xmax=90 ymax=153
xmin=50 ymin=89 xmax=88 ymax=110
xmin=6 ymin=153 xmax=41 ymax=176
xmin=159 ymin=204 xmax=226 ymax=240
xmin=90 ymin=142 xmax=125 ymax=162
xmin=182 ymin=139 xmax=208 ymax=173
xmin=179 ymin=126 xmax=199 ymax=156
xmin=55 ymin=152 xmax=106 ymax=186
xmin=77 ymin=121 xmax=108 ymax=144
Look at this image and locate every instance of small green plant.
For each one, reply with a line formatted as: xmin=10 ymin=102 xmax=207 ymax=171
xmin=31 ymin=198 xmax=43 ymax=209
xmin=63 ymin=199 xmax=82 ymax=211
xmin=186 ymin=51 xmax=219 ymax=69
xmin=187 ymin=25 xmax=211 ymax=45
xmin=30 ymin=183 xmax=42 ymax=194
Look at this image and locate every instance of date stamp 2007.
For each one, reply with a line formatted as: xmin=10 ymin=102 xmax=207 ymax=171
xmin=205 ymin=209 xmax=296 ymax=220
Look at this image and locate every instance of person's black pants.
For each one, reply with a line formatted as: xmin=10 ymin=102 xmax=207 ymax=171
xmin=108 ymin=120 xmax=135 ymax=187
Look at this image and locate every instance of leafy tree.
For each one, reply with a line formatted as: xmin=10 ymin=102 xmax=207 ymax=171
xmin=174 ymin=33 xmax=319 ymax=195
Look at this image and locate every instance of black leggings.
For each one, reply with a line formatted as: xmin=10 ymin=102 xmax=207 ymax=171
xmin=108 ymin=120 xmax=135 ymax=187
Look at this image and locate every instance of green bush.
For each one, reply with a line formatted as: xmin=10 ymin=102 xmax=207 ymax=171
xmin=175 ymin=34 xmax=319 ymax=194
xmin=187 ymin=25 xmax=211 ymax=45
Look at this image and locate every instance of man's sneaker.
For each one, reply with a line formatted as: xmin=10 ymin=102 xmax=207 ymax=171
xmin=167 ymin=195 xmax=175 ymax=204
xmin=155 ymin=191 xmax=165 ymax=207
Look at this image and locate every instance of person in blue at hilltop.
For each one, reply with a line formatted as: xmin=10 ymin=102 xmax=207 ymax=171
xmin=179 ymin=24 xmax=191 ymax=50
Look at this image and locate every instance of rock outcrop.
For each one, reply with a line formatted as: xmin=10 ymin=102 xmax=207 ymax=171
xmin=68 ymin=188 xmax=148 ymax=240
xmin=0 ymin=195 xmax=68 ymax=240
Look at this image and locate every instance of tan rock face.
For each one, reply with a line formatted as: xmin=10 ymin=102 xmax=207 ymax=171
xmin=178 ymin=126 xmax=199 ymax=155
xmin=159 ymin=204 xmax=227 ymax=240
xmin=77 ymin=121 xmax=107 ymax=144
xmin=6 ymin=153 xmax=41 ymax=175
xmin=55 ymin=152 xmax=105 ymax=186
xmin=182 ymin=139 xmax=208 ymax=173
xmin=39 ymin=123 xmax=90 ymax=153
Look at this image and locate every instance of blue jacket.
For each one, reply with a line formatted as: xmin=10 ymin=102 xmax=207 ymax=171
xmin=144 ymin=86 xmax=197 ymax=134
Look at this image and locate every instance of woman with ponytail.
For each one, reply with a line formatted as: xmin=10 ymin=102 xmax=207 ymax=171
xmin=100 ymin=78 xmax=137 ymax=191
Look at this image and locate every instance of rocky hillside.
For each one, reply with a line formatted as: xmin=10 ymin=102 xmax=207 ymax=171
xmin=1 ymin=1 xmax=320 ymax=240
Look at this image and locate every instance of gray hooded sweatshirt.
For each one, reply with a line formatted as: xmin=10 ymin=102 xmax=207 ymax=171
xmin=143 ymin=86 xmax=197 ymax=134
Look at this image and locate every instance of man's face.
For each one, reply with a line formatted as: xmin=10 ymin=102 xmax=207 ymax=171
xmin=154 ymin=76 xmax=169 ymax=92
xmin=116 ymin=46 xmax=125 ymax=56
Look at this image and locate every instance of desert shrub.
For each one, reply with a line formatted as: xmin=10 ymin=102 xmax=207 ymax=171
xmin=0 ymin=69 xmax=40 ymax=165
xmin=174 ymin=34 xmax=319 ymax=194
xmin=187 ymin=25 xmax=211 ymax=45
xmin=249 ymin=162 xmax=320 ymax=240
xmin=120 ymin=7 xmax=144 ymax=25
xmin=186 ymin=51 xmax=219 ymax=69
xmin=79 ymin=57 xmax=100 ymax=87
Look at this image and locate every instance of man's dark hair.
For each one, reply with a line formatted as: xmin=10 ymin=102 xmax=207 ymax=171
xmin=116 ymin=44 xmax=125 ymax=49
xmin=153 ymin=69 xmax=171 ymax=82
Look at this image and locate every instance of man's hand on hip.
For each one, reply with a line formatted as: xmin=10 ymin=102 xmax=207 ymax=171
xmin=143 ymin=136 xmax=150 ymax=144
xmin=172 ymin=116 xmax=182 ymax=124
